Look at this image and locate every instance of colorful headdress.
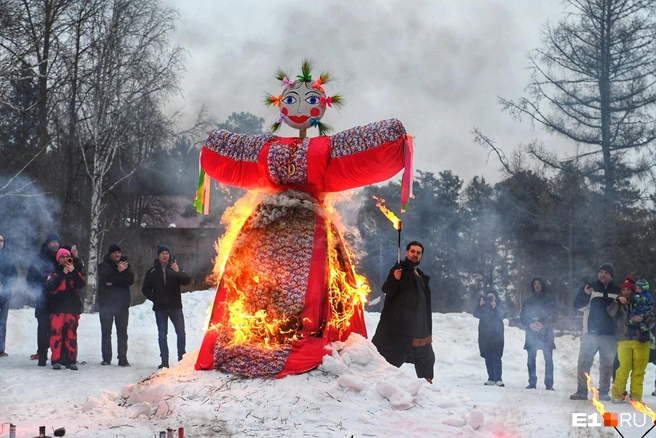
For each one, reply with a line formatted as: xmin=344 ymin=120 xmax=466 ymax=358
xmin=264 ymin=59 xmax=344 ymax=136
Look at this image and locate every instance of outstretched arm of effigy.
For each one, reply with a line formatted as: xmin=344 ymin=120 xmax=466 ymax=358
xmin=200 ymin=129 xmax=278 ymax=189
xmin=323 ymin=118 xmax=410 ymax=192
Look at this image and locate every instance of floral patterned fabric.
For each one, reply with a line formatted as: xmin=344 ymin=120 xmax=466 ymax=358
xmin=267 ymin=138 xmax=310 ymax=186
xmin=329 ymin=118 xmax=406 ymax=159
xmin=204 ymin=130 xmax=276 ymax=163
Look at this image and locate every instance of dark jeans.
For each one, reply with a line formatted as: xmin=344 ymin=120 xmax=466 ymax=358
xmin=527 ymin=347 xmax=554 ymax=387
xmin=37 ymin=313 xmax=50 ymax=359
xmin=100 ymin=307 xmax=129 ymax=363
xmin=155 ymin=308 xmax=186 ymax=362
xmin=484 ymin=354 xmax=502 ymax=382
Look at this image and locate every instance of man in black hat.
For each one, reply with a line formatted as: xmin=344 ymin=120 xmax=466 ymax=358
xmin=142 ymin=244 xmax=191 ymax=369
xmin=97 ymin=244 xmax=134 ymax=366
xmin=570 ymin=263 xmax=621 ymax=401
xmin=26 ymin=233 xmax=61 ymax=366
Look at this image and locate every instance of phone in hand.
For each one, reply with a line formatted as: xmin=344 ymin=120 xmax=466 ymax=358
xmin=120 ymin=255 xmax=128 ymax=262
xmin=169 ymin=255 xmax=176 ymax=264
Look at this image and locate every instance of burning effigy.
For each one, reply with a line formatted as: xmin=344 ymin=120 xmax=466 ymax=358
xmin=194 ymin=60 xmax=414 ymax=378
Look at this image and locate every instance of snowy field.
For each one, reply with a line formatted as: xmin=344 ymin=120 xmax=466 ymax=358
xmin=1 ymin=289 xmax=655 ymax=438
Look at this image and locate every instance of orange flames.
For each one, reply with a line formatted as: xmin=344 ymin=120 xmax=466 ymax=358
xmin=585 ymin=373 xmax=609 ymax=415
xmin=204 ymin=191 xmax=370 ymax=349
xmin=627 ymin=399 xmax=656 ymax=423
xmin=373 ymin=196 xmax=402 ymax=231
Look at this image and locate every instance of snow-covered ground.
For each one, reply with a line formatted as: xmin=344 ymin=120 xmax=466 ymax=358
xmin=1 ymin=289 xmax=654 ymax=437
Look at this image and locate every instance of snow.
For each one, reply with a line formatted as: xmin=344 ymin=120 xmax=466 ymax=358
xmin=1 ymin=289 xmax=655 ymax=437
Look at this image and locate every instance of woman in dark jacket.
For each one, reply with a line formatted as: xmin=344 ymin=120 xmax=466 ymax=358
xmin=520 ymin=277 xmax=557 ymax=390
xmin=45 ymin=248 xmax=85 ymax=370
xmin=0 ymin=233 xmax=18 ymax=356
xmin=473 ymin=288 xmax=507 ymax=387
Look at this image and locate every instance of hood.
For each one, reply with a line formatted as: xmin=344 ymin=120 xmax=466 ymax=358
xmin=531 ymin=277 xmax=547 ymax=294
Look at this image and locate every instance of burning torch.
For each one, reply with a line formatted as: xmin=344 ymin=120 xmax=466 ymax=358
xmin=373 ymin=196 xmax=403 ymax=266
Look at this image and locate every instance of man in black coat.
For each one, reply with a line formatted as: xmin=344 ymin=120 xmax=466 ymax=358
xmin=142 ymin=244 xmax=191 ymax=369
xmin=26 ymin=233 xmax=61 ymax=366
xmin=372 ymin=241 xmax=435 ymax=383
xmin=98 ymin=244 xmax=134 ymax=367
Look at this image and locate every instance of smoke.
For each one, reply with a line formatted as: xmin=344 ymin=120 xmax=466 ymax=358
xmin=0 ymin=175 xmax=60 ymax=305
xmin=163 ymin=0 xmax=562 ymax=184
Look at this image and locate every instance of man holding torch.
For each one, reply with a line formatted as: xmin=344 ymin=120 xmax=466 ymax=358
xmin=372 ymin=241 xmax=435 ymax=383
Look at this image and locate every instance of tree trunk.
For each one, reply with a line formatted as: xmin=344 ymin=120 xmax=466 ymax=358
xmin=83 ymin=172 xmax=103 ymax=312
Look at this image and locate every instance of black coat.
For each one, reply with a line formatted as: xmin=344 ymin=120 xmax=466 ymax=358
xmin=45 ymin=264 xmax=85 ymax=315
xmin=520 ymin=285 xmax=557 ymax=350
xmin=0 ymin=248 xmax=18 ymax=304
xmin=97 ymin=253 xmax=134 ymax=310
xmin=26 ymin=244 xmax=58 ymax=317
xmin=141 ymin=259 xmax=191 ymax=311
xmin=372 ymin=260 xmax=432 ymax=353
xmin=473 ymin=292 xmax=506 ymax=358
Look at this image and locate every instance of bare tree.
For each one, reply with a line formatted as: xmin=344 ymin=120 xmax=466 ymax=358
xmin=75 ymin=0 xmax=183 ymax=311
xmin=500 ymin=0 xmax=656 ymax=204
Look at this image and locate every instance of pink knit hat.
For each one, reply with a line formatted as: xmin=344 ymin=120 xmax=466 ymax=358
xmin=56 ymin=248 xmax=71 ymax=260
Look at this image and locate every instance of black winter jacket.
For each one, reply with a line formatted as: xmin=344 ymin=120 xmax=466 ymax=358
xmin=374 ymin=259 xmax=432 ymax=339
xmin=520 ymin=280 xmax=558 ymax=350
xmin=573 ymin=280 xmax=620 ymax=336
xmin=473 ymin=291 xmax=506 ymax=358
xmin=97 ymin=253 xmax=134 ymax=310
xmin=26 ymin=245 xmax=58 ymax=317
xmin=45 ymin=264 xmax=85 ymax=315
xmin=141 ymin=259 xmax=191 ymax=310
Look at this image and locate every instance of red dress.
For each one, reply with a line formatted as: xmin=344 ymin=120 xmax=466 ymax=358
xmin=195 ymin=119 xmax=411 ymax=377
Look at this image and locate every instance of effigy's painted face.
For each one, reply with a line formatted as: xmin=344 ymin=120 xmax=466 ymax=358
xmin=281 ymin=81 xmax=326 ymax=130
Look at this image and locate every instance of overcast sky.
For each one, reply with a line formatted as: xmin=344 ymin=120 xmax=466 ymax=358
xmin=163 ymin=0 xmax=564 ymax=185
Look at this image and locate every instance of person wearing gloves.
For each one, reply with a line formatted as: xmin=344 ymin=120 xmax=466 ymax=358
xmin=97 ymin=244 xmax=134 ymax=367
xmin=45 ymin=248 xmax=85 ymax=370
xmin=142 ymin=244 xmax=191 ymax=369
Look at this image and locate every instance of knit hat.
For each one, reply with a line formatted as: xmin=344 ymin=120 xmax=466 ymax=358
xmin=599 ymin=263 xmax=615 ymax=277
xmin=46 ymin=233 xmax=61 ymax=245
xmin=55 ymin=248 xmax=71 ymax=260
xmin=157 ymin=244 xmax=170 ymax=255
xmin=636 ymin=279 xmax=650 ymax=293
xmin=108 ymin=244 xmax=121 ymax=254
xmin=621 ymin=275 xmax=636 ymax=291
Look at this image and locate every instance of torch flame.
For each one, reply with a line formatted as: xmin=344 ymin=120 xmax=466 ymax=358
xmin=373 ymin=196 xmax=402 ymax=231
xmin=585 ymin=373 xmax=609 ymax=415
xmin=627 ymin=399 xmax=656 ymax=423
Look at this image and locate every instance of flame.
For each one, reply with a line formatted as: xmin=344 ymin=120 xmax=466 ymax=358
xmin=627 ymin=399 xmax=656 ymax=423
xmin=585 ymin=372 xmax=609 ymax=415
xmin=204 ymin=191 xmax=370 ymax=350
xmin=373 ymin=196 xmax=402 ymax=231
xmin=326 ymin=220 xmax=370 ymax=334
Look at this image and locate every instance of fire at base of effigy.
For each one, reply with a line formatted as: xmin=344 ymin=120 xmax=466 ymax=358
xmin=200 ymin=190 xmax=369 ymax=378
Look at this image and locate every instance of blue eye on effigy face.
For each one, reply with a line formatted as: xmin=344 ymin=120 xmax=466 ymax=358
xmin=305 ymin=95 xmax=319 ymax=105
xmin=283 ymin=96 xmax=296 ymax=104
